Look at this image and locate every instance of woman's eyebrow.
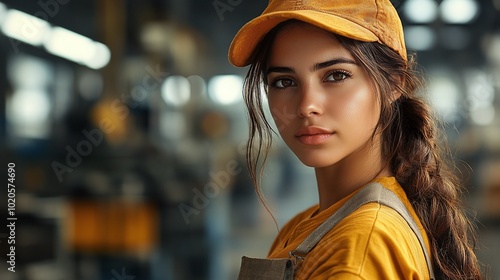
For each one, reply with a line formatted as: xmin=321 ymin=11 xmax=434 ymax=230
xmin=312 ymin=58 xmax=357 ymax=71
xmin=266 ymin=57 xmax=357 ymax=76
xmin=266 ymin=66 xmax=294 ymax=76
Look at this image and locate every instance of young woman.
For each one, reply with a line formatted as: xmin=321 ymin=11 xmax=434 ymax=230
xmin=229 ymin=0 xmax=482 ymax=279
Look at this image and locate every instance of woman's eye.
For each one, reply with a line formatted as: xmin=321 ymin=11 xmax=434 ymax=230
xmin=325 ymin=71 xmax=351 ymax=82
xmin=273 ymin=78 xmax=296 ymax=88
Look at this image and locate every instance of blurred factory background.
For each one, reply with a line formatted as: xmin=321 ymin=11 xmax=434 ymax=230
xmin=0 ymin=0 xmax=499 ymax=279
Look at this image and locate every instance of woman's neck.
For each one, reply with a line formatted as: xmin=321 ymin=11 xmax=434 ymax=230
xmin=314 ymin=138 xmax=392 ymax=212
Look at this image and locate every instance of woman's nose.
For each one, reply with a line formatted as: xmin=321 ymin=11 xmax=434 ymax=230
xmin=297 ymin=84 xmax=324 ymax=118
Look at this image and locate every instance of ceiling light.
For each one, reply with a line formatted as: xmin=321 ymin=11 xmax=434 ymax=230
xmin=441 ymin=0 xmax=479 ymax=24
xmin=405 ymin=26 xmax=436 ymax=51
xmin=403 ymin=0 xmax=438 ymax=23
xmin=428 ymin=71 xmax=462 ymax=123
xmin=7 ymin=89 xmax=51 ymax=138
xmin=208 ymin=75 xmax=243 ymax=105
xmin=44 ymin=26 xmax=110 ymax=69
xmin=84 ymin=42 xmax=111 ymax=69
xmin=0 ymin=2 xmax=7 ymax=25
xmin=1 ymin=9 xmax=50 ymax=46
xmin=161 ymin=75 xmax=191 ymax=107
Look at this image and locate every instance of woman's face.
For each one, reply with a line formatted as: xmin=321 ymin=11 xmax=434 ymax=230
xmin=266 ymin=23 xmax=382 ymax=168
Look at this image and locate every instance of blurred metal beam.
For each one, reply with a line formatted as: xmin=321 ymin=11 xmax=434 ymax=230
xmin=97 ymin=0 xmax=125 ymax=98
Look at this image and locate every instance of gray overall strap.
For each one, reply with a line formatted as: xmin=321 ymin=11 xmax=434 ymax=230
xmin=290 ymin=182 xmax=435 ymax=280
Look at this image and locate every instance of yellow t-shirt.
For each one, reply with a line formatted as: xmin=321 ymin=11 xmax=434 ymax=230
xmin=268 ymin=177 xmax=432 ymax=280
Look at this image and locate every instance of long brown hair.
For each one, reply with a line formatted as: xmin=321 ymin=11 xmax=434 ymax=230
xmin=243 ymin=20 xmax=483 ymax=279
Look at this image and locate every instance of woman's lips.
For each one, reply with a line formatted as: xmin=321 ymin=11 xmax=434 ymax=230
xmin=295 ymin=126 xmax=334 ymax=145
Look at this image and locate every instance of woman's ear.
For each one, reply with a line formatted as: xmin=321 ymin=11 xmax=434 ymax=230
xmin=389 ymin=90 xmax=401 ymax=104
xmin=389 ymin=75 xmax=404 ymax=104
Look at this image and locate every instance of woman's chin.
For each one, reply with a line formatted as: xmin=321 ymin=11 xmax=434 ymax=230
xmin=296 ymin=156 xmax=339 ymax=169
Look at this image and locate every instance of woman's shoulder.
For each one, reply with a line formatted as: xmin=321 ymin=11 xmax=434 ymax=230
xmin=296 ymin=203 xmax=427 ymax=279
xmin=298 ymin=203 xmax=430 ymax=279
xmin=333 ymin=202 xmax=423 ymax=242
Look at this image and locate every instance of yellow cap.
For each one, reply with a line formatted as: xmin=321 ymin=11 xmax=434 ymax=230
xmin=228 ymin=0 xmax=406 ymax=67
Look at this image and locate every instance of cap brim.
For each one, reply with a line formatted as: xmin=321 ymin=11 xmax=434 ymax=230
xmin=228 ymin=10 xmax=379 ymax=67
